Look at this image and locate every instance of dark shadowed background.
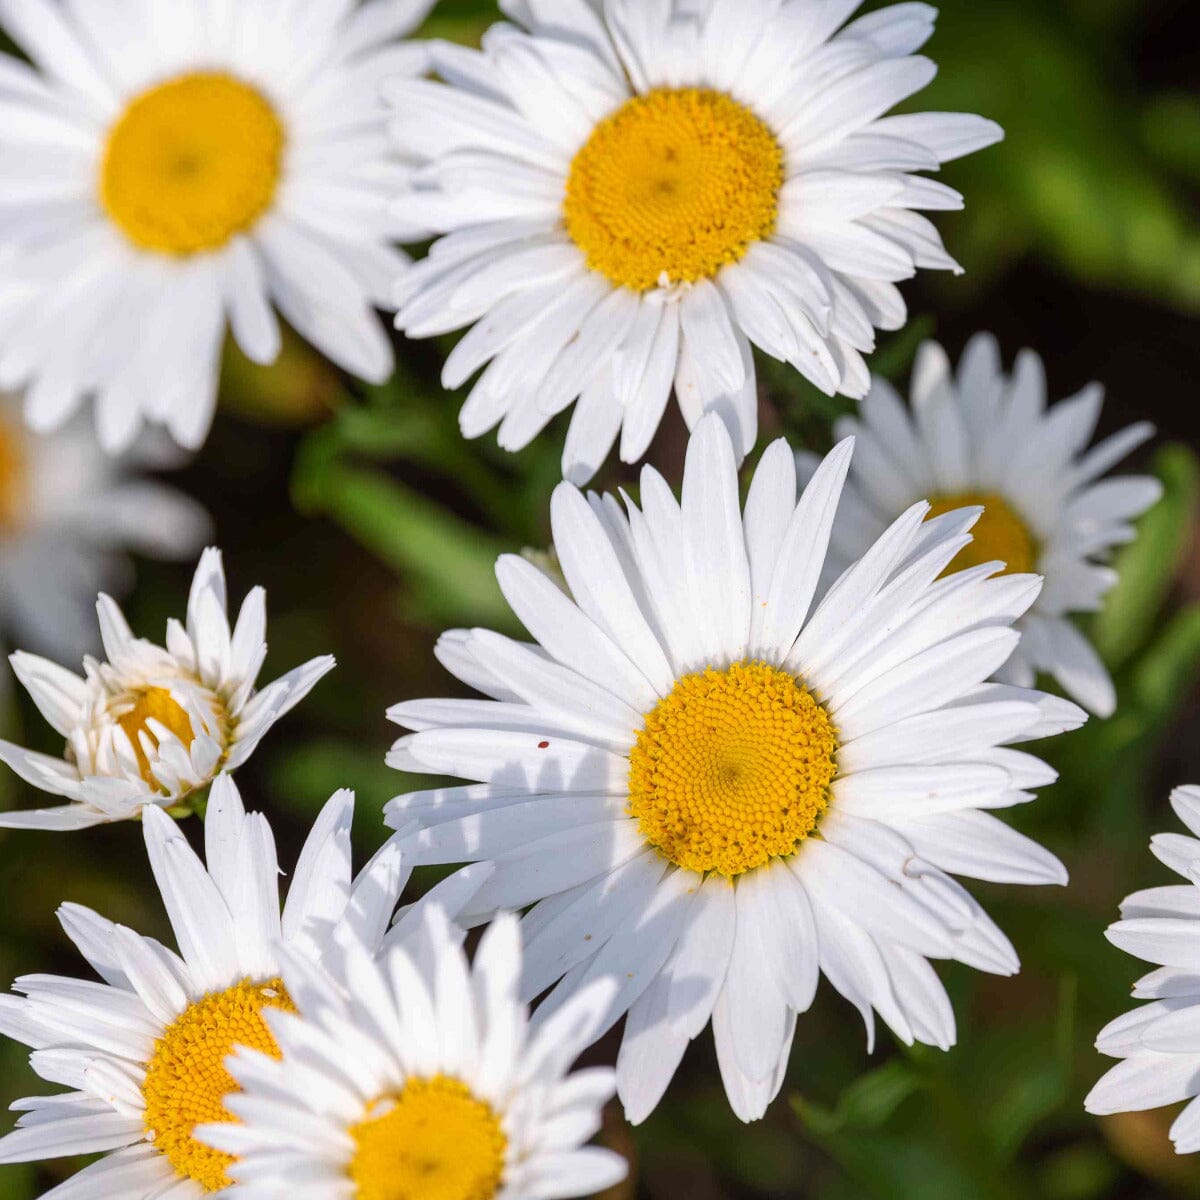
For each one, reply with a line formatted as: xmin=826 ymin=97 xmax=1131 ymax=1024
xmin=2 ymin=1 xmax=1199 ymax=1196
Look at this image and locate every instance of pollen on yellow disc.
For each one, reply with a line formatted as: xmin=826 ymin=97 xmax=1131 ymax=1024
xmin=348 ymin=1075 xmax=508 ymax=1200
xmin=0 ymin=417 xmax=26 ymax=530
xmin=629 ymin=661 xmax=838 ymax=877
xmin=100 ymin=72 xmax=285 ymax=256
xmin=927 ymin=491 xmax=1039 ymax=576
xmin=116 ymin=687 xmax=196 ymax=785
xmin=564 ymin=87 xmax=784 ymax=293
xmin=142 ymin=978 xmax=296 ymax=1193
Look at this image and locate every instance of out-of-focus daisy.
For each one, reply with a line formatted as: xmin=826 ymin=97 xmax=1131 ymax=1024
xmin=203 ymin=907 xmax=627 ymax=1200
xmin=0 ymin=548 xmax=334 ymax=831
xmin=389 ymin=0 xmax=1002 ymax=483
xmin=1086 ymin=786 xmax=1200 ymax=1152
xmin=387 ymin=413 xmax=1083 ymax=1123
xmin=0 ymin=392 xmax=209 ymax=671
xmin=0 ymin=775 xmax=490 ymax=1196
xmin=806 ymin=335 xmax=1162 ymax=716
xmin=0 ymin=0 xmax=435 ymax=454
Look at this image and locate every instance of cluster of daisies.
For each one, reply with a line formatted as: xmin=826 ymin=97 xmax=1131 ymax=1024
xmin=0 ymin=0 xmax=1191 ymax=1196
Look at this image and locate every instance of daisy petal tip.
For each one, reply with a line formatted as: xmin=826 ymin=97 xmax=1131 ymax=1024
xmin=139 ymin=802 xmax=177 ymax=837
xmin=978 ymin=117 xmax=1006 ymax=146
xmin=1083 ymin=1075 xmax=1123 ymax=1116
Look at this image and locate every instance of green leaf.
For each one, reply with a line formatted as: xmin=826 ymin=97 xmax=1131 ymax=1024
xmin=1130 ymin=605 xmax=1200 ymax=726
xmin=1093 ymin=443 xmax=1199 ymax=671
xmin=978 ymin=977 xmax=1076 ymax=1163
xmin=269 ymin=739 xmax=404 ymax=816
xmin=0 ymin=1161 xmax=33 ymax=1200
xmin=323 ymin=405 xmax=527 ymax=532
xmin=793 ymin=1113 xmax=1000 ymax=1200
xmin=1038 ymin=1143 xmax=1121 ymax=1200
xmin=918 ymin=4 xmax=1200 ymax=312
xmin=867 ymin=316 xmax=938 ymax=383
xmin=795 ymin=1060 xmax=923 ymax=1137
xmin=292 ymin=454 xmax=514 ymax=629
xmin=1141 ymin=94 xmax=1200 ymax=188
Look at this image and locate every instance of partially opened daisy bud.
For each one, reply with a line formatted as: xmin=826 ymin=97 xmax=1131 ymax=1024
xmin=0 ymin=548 xmax=334 ymax=830
xmin=0 ymin=776 xmax=490 ymax=1195
xmin=0 ymin=0 xmax=436 ymax=454
xmin=389 ymin=0 xmax=1003 ymax=483
xmin=387 ymin=413 xmax=1085 ymax=1124
xmin=201 ymin=908 xmax=628 ymax=1200
xmin=1086 ymin=786 xmax=1200 ymax=1152
xmin=807 ymin=335 xmax=1163 ymax=717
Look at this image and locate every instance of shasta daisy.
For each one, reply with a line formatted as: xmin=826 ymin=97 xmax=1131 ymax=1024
xmin=1086 ymin=786 xmax=1200 ymax=1153
xmin=387 ymin=412 xmax=1084 ymax=1122
xmin=805 ymin=334 xmax=1162 ymax=716
xmin=0 ymin=774 xmax=491 ymax=1196
xmin=203 ymin=907 xmax=627 ymax=1200
xmin=0 ymin=393 xmax=208 ymax=672
xmin=0 ymin=0 xmax=435 ymax=452
xmin=388 ymin=0 xmax=1002 ymax=482
xmin=0 ymin=547 xmax=333 ymax=830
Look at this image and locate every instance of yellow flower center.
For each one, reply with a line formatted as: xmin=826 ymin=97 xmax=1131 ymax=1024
xmin=116 ymin=687 xmax=196 ymax=786
xmin=564 ymin=87 xmax=784 ymax=292
xmin=349 ymin=1075 xmax=508 ymax=1200
xmin=927 ymin=492 xmax=1039 ymax=576
xmin=0 ymin=417 xmax=27 ymax=530
xmin=142 ymin=978 xmax=296 ymax=1193
xmin=100 ymin=71 xmax=285 ymax=256
xmin=628 ymin=661 xmax=838 ymax=877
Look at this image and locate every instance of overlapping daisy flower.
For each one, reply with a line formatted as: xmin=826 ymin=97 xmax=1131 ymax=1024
xmin=387 ymin=413 xmax=1084 ymax=1122
xmin=805 ymin=335 xmax=1162 ymax=716
xmin=0 ymin=775 xmax=491 ymax=1196
xmin=0 ymin=392 xmax=209 ymax=668
xmin=203 ymin=907 xmax=628 ymax=1200
xmin=0 ymin=548 xmax=334 ymax=831
xmin=0 ymin=0 xmax=435 ymax=454
xmin=388 ymin=0 xmax=1002 ymax=483
xmin=1086 ymin=786 xmax=1200 ymax=1152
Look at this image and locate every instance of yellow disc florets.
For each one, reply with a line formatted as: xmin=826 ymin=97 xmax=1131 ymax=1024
xmin=142 ymin=978 xmax=296 ymax=1193
xmin=927 ymin=491 xmax=1039 ymax=576
xmin=628 ymin=661 xmax=839 ymax=877
xmin=100 ymin=71 xmax=285 ymax=256
xmin=564 ymin=87 xmax=784 ymax=292
xmin=349 ymin=1075 xmax=508 ymax=1200
xmin=114 ymin=687 xmax=197 ymax=786
xmin=0 ymin=417 xmax=26 ymax=531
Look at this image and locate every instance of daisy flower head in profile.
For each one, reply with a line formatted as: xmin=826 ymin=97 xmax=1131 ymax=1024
xmin=388 ymin=0 xmax=1003 ymax=484
xmin=806 ymin=334 xmax=1162 ymax=717
xmin=0 ymin=548 xmax=334 ymax=831
xmin=0 ymin=775 xmax=491 ymax=1197
xmin=1085 ymin=786 xmax=1200 ymax=1152
xmin=0 ymin=0 xmax=436 ymax=454
xmin=0 ymin=391 xmax=209 ymax=669
xmin=386 ymin=412 xmax=1085 ymax=1124
xmin=202 ymin=907 xmax=628 ymax=1200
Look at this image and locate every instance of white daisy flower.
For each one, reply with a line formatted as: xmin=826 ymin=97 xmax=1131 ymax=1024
xmin=1086 ymin=786 xmax=1200 ymax=1153
xmin=807 ymin=334 xmax=1163 ymax=717
xmin=386 ymin=413 xmax=1084 ymax=1123
xmin=202 ymin=907 xmax=628 ymax=1200
xmin=0 ymin=774 xmax=491 ymax=1197
xmin=0 ymin=392 xmax=209 ymax=668
xmin=388 ymin=0 xmax=1003 ymax=483
xmin=0 ymin=0 xmax=436 ymax=454
xmin=0 ymin=547 xmax=334 ymax=831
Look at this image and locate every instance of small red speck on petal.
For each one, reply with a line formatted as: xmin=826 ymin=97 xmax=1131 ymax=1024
xmin=537 ymin=741 xmax=550 ymax=749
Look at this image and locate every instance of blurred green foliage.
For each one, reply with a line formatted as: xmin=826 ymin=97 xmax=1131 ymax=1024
xmin=915 ymin=3 xmax=1200 ymax=311
xmin=2 ymin=1 xmax=1199 ymax=1199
